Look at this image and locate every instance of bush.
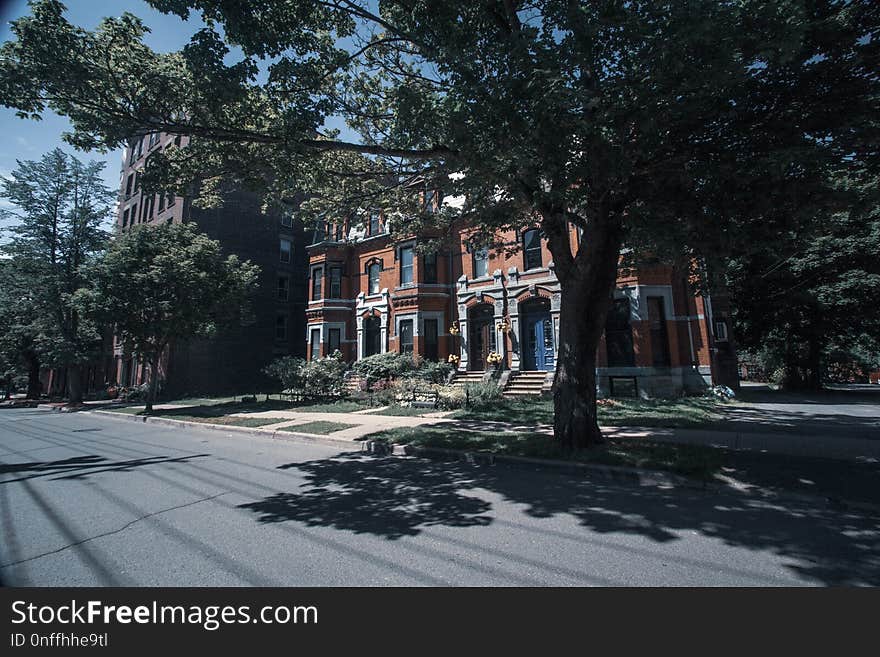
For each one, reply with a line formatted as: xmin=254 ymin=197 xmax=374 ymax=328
xmin=264 ymin=353 xmax=348 ymax=400
xmin=414 ymin=360 xmax=454 ymax=384
xmin=437 ymin=385 xmax=466 ymax=409
xmin=463 ymin=381 xmax=503 ymax=408
xmin=351 ymin=352 xmax=419 ymax=387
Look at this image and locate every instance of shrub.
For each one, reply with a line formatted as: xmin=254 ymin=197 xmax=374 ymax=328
xmin=437 ymin=385 xmax=466 ymax=409
xmin=415 ymin=360 xmax=454 ymax=384
xmin=264 ymin=353 xmax=348 ymax=399
xmin=352 ymin=352 xmax=418 ymax=387
xmin=463 ymin=381 xmax=503 ymax=408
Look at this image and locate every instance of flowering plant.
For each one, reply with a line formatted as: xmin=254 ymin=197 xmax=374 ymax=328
xmin=447 ymin=354 xmax=460 ymax=364
xmin=449 ymin=322 xmax=460 ymax=336
xmin=486 ymin=351 xmax=503 ymax=366
xmin=496 ymin=319 xmax=511 ymax=333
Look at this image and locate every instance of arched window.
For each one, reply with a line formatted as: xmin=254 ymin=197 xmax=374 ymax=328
xmin=523 ymin=229 xmax=543 ymax=270
xmin=367 ymin=262 xmax=381 ymax=294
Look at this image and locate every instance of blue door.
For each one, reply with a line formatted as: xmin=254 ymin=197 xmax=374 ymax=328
xmin=523 ymin=313 xmax=554 ymax=370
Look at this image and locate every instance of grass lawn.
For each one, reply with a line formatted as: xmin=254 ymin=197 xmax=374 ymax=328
xmin=105 ymin=397 xmax=368 ymax=417
xmin=452 ymin=395 xmax=729 ymax=428
xmin=161 ymin=415 xmax=288 ymax=428
xmin=366 ymin=426 xmax=724 ymax=479
xmin=365 ymin=405 xmax=440 ymax=417
xmin=279 ymin=420 xmax=355 ymax=435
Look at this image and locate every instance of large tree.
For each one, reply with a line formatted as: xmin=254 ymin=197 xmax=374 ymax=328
xmin=0 ymin=258 xmax=42 ymax=399
xmin=2 ymin=0 xmax=876 ymax=445
xmin=729 ymin=169 xmax=880 ymax=389
xmin=78 ymin=222 xmax=259 ymax=413
xmin=0 ymin=148 xmax=111 ymax=404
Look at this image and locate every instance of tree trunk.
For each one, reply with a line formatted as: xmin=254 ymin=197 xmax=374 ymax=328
xmin=542 ymin=202 xmax=624 ymax=451
xmin=554 ymin=317 xmax=602 ymax=447
xmin=24 ymin=350 xmax=41 ymax=400
xmin=145 ymin=354 xmax=161 ymax=414
xmin=67 ymin=364 xmax=83 ymax=405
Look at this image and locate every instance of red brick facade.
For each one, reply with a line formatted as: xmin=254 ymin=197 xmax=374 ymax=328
xmin=306 ymin=206 xmax=734 ymax=396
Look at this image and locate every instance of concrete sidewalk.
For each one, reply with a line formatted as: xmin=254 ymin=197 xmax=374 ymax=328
xmin=88 ymin=401 xmax=880 ymax=463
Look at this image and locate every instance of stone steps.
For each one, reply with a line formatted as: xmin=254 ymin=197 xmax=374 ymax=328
xmin=502 ymin=371 xmax=549 ymax=397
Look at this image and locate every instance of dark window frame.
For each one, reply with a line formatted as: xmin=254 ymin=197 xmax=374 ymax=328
xmin=423 ymin=252 xmax=438 ymax=284
xmin=399 ymin=319 xmax=414 ymax=354
xmin=367 ymin=262 xmax=381 ymax=295
xmin=399 ymin=245 xmax=414 ymax=285
xmin=280 ymin=238 xmax=292 ymax=263
xmin=328 ymin=266 xmax=342 ymax=299
xmin=523 ymin=228 xmax=543 ymax=271
xmin=277 ymin=275 xmax=290 ymax=301
xmin=311 ymin=267 xmax=323 ymax=301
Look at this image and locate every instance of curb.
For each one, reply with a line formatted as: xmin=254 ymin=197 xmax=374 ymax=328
xmin=90 ymin=409 xmax=364 ymax=451
xmin=362 ymin=440 xmax=880 ymax=517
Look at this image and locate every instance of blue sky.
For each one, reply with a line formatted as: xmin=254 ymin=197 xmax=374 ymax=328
xmin=0 ymin=0 xmax=208 ymax=197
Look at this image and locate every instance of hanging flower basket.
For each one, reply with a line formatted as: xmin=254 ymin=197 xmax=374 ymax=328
xmin=486 ymin=351 xmax=504 ymax=367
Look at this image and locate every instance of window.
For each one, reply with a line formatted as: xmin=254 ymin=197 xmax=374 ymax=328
xmin=312 ymin=221 xmax=327 ymax=244
xmin=369 ymin=211 xmax=381 ymax=236
xmin=400 ymin=246 xmax=414 ymax=285
xmin=424 ymin=188 xmax=436 ymax=212
xmin=276 ymin=315 xmax=288 ymax=341
xmin=309 ymin=328 xmax=321 ymax=360
xmin=158 ymin=193 xmax=165 ymax=213
xmin=647 ymin=297 xmax=671 ymax=367
xmin=329 ymin=266 xmax=342 ymax=298
xmin=605 ymin=297 xmax=635 ymax=367
xmin=277 ymin=275 xmax=290 ymax=301
xmin=714 ymin=320 xmax=729 ymax=342
xmin=122 ymin=208 xmax=129 ymax=227
xmin=312 ymin=267 xmax=323 ymax=300
xmin=136 ymin=138 xmax=143 ymax=159
xmin=423 ymin=252 xmax=437 ymax=284
xmin=328 ymin=328 xmax=341 ymax=354
xmin=134 ymin=172 xmax=141 ymax=193
xmin=368 ymin=262 xmax=381 ymax=294
xmin=130 ymin=204 xmax=137 ymax=224
xmin=280 ymin=238 xmax=291 ymax=263
xmin=280 ymin=212 xmax=293 ymax=228
xmin=174 ymin=135 xmax=182 ymax=147
xmin=424 ymin=318 xmax=439 ymax=361
xmin=125 ymin=174 xmax=134 ymax=198
xmin=523 ymin=229 xmax=543 ymax=270
xmin=334 ymin=222 xmax=344 ymax=241
xmin=399 ymin=319 xmax=414 ymax=354
xmin=472 ymin=247 xmax=489 ymax=278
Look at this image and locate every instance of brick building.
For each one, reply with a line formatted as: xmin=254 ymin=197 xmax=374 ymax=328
xmin=112 ymin=132 xmax=308 ymax=397
xmin=305 ymin=196 xmax=736 ymax=397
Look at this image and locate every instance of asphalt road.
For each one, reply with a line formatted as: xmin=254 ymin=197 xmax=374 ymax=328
xmin=1 ymin=407 xmax=878 ymax=586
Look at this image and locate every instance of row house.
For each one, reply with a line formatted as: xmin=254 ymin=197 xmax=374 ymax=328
xmin=306 ymin=200 xmax=736 ymax=397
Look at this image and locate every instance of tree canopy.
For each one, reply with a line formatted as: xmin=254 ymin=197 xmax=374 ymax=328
xmin=0 ymin=148 xmax=112 ymax=402
xmin=2 ymin=0 xmax=877 ymax=444
xmin=78 ymin=221 xmax=259 ymax=411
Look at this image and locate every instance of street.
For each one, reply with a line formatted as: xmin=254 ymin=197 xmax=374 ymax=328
xmin=1 ymin=407 xmax=878 ymax=586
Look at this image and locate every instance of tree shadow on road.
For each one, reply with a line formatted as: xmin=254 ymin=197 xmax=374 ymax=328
xmin=0 ymin=454 xmax=210 ymax=484
xmin=239 ymin=453 xmax=492 ymax=539
xmin=239 ymin=452 xmax=880 ymax=585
